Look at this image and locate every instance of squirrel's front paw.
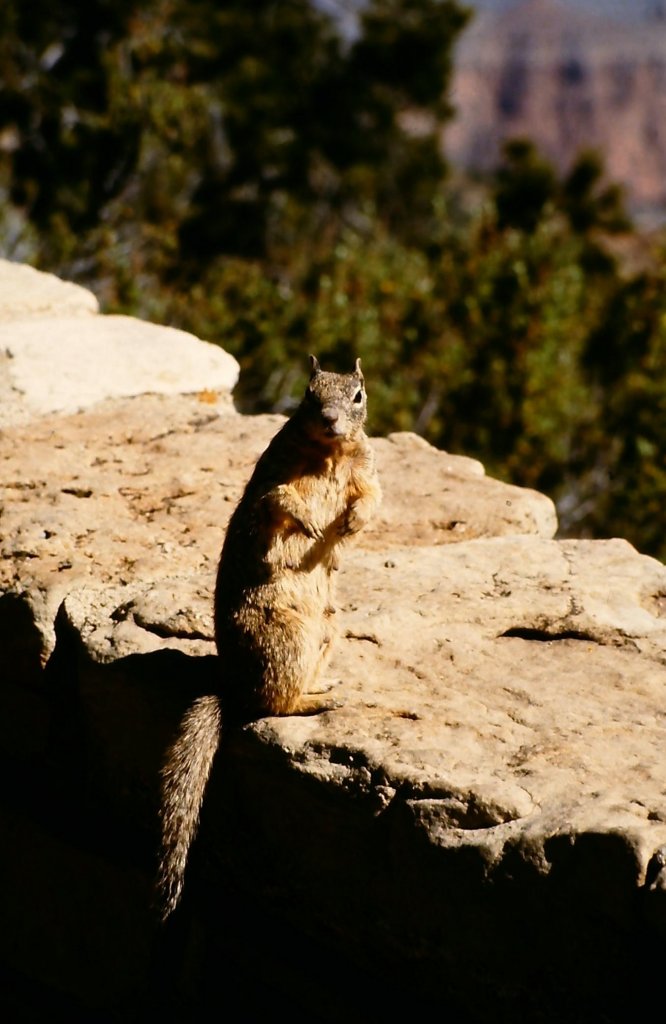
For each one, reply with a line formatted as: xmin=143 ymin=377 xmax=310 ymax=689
xmin=300 ymin=517 xmax=324 ymax=541
xmin=339 ymin=504 xmax=365 ymax=536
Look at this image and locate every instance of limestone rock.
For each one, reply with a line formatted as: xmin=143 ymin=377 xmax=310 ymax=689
xmin=262 ymin=535 xmax=666 ymax=831
xmin=54 ymin=531 xmax=666 ymax=860
xmin=2 ymin=257 xmax=665 ymax=1019
xmin=373 ymin=432 xmax=557 ymax=543
xmin=0 ymin=393 xmax=556 ymax=675
xmin=0 ymin=315 xmax=239 ymax=427
xmin=39 ymin=531 xmax=666 ymax=1019
xmin=0 ymin=258 xmax=99 ymax=321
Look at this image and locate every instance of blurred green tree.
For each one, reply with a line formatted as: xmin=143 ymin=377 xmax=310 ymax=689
xmin=494 ymin=139 xmax=558 ymax=233
xmin=582 ymin=263 xmax=666 ymax=556
xmin=0 ymin=0 xmax=144 ymax=233
xmin=0 ymin=0 xmax=469 ymax=271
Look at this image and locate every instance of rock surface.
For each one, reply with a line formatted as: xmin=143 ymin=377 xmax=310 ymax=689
xmin=1 ymin=258 xmax=665 ymax=1022
xmin=0 ymin=259 xmax=238 ymax=427
xmin=0 ymin=396 xmax=556 ymax=674
xmin=0 ymin=257 xmax=99 ymax=321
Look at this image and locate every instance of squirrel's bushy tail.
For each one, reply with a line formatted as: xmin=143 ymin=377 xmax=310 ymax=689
xmin=156 ymin=694 xmax=222 ymax=921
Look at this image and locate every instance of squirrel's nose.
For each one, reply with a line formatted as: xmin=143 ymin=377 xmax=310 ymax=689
xmin=322 ymin=407 xmax=340 ymax=425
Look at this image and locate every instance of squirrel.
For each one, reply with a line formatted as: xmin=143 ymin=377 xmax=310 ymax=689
xmin=156 ymin=354 xmax=381 ymax=920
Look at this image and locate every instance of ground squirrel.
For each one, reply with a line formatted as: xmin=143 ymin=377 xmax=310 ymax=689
xmin=156 ymin=355 xmax=381 ymax=919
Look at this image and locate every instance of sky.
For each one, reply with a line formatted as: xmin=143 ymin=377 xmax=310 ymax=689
xmin=469 ymin=0 xmax=663 ymax=19
xmin=315 ymin=1 xmax=664 ymax=40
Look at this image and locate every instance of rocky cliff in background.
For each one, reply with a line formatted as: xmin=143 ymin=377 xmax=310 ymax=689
xmin=2 ymin=259 xmax=666 ymax=1021
xmin=449 ymin=0 xmax=666 ymax=219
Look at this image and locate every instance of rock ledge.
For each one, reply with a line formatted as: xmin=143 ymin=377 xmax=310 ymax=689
xmin=1 ymin=260 xmax=665 ymax=1022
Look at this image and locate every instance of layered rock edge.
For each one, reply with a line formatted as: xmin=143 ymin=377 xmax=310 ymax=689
xmin=1 ymin=260 xmax=665 ymax=1021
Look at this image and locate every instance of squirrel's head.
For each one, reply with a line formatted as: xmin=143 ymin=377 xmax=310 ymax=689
xmin=300 ymin=354 xmax=367 ymax=443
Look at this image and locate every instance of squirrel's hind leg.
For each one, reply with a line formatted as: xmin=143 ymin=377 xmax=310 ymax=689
xmin=279 ymin=616 xmax=342 ymax=715
xmin=291 ymin=623 xmax=342 ymax=713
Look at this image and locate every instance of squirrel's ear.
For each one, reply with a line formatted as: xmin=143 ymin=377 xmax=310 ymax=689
xmin=309 ymin=354 xmax=321 ymax=377
xmin=354 ymin=357 xmax=363 ymax=379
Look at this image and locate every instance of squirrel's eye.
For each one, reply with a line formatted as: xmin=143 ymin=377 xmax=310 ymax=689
xmin=353 ymin=388 xmax=364 ymax=404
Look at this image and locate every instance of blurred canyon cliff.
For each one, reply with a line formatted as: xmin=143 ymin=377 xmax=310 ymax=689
xmin=448 ymin=0 xmax=666 ymax=221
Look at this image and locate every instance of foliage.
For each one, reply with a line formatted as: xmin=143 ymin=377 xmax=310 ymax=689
xmin=0 ymin=0 xmax=468 ymax=264
xmin=581 ymin=263 xmax=666 ymax=554
xmin=0 ymin=1 xmax=665 ymax=561
xmin=161 ymin=137 xmax=631 ymax=503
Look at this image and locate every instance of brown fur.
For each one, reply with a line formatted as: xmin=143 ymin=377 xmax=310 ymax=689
xmin=156 ymin=355 xmax=381 ymax=919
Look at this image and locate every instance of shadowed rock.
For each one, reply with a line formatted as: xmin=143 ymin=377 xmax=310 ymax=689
xmin=1 ymin=258 xmax=665 ymax=1021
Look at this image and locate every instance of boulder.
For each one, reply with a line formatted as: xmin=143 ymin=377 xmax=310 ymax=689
xmin=0 ymin=395 xmax=556 ymax=677
xmin=0 ymin=257 xmax=99 ymax=321
xmin=1 ymin=258 xmax=665 ymax=1021
xmin=0 ymin=316 xmax=239 ymax=427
